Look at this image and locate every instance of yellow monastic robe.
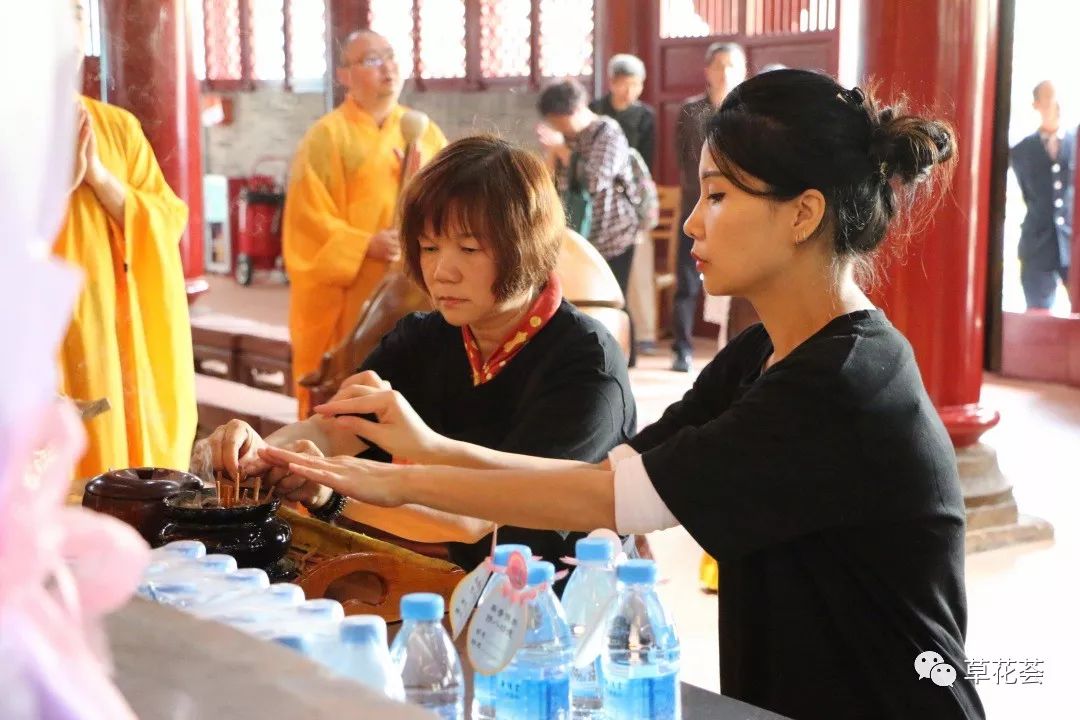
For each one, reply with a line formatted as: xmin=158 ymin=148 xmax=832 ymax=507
xmin=283 ymin=99 xmax=447 ymax=415
xmin=53 ymin=97 xmax=196 ymax=479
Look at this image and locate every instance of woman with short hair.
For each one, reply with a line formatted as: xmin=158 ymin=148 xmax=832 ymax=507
xmin=206 ymin=135 xmax=636 ymax=571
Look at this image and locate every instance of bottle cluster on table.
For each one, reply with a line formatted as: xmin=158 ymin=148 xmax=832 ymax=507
xmin=140 ymin=538 xmax=681 ymax=719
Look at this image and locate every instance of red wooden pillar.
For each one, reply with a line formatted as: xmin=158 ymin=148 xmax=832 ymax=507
xmin=101 ymin=0 xmax=206 ymax=301
xmin=860 ymin=0 xmax=1001 ymax=447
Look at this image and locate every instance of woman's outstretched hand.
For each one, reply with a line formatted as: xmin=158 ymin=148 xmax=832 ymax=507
xmin=312 ymin=370 xmax=443 ymax=463
xmin=257 ymin=445 xmax=407 ymax=508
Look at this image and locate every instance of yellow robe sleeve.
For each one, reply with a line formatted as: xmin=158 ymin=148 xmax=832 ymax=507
xmin=118 ymin=112 xmax=196 ymax=474
xmin=282 ymin=124 xmax=373 ymax=288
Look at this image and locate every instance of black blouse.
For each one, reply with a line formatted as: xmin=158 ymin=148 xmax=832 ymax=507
xmin=630 ymin=311 xmax=985 ymax=720
xmin=360 ymin=300 xmax=637 ymax=572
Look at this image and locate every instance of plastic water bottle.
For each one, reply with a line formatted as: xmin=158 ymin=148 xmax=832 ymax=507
xmin=335 ymin=615 xmax=406 ymax=701
xmin=602 ymin=560 xmax=681 ymax=720
xmin=560 ymin=537 xmax=617 ymax=719
xmin=151 ymin=567 xmax=269 ymax=609
xmin=273 ymin=633 xmax=315 ymax=657
xmin=390 ymin=593 xmax=464 ymax=719
xmin=150 ymin=540 xmax=206 ymax=564
xmin=496 ymin=561 xmax=574 ymax=720
xmin=138 ymin=553 xmax=237 ymax=599
xmin=473 ymin=543 xmax=532 ymax=720
xmin=264 ymin=599 xmax=345 ymax=654
xmin=196 ymin=582 xmax=305 ymax=619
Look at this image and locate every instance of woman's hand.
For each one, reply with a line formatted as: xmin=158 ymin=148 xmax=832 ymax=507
xmin=202 ymin=422 xmax=329 ymax=507
xmin=204 ymin=419 xmax=269 ymax=479
xmin=258 ymin=446 xmax=406 ymax=508
xmin=313 ymin=371 xmax=444 ymax=463
xmin=259 ymin=439 xmax=333 ymax=508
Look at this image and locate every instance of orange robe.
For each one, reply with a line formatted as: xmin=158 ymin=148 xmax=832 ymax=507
xmin=53 ymin=97 xmax=195 ymax=479
xmin=283 ymin=100 xmax=447 ymax=415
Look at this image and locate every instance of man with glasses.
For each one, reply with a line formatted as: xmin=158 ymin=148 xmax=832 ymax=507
xmin=283 ymin=30 xmax=447 ymax=416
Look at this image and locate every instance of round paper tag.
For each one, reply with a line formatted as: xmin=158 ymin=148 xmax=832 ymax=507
xmin=466 ymin=584 xmax=528 ymax=675
xmin=449 ymin=561 xmax=492 ymax=639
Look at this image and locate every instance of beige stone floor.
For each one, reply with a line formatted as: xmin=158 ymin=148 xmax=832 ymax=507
xmin=196 ymin=274 xmax=1078 ymax=717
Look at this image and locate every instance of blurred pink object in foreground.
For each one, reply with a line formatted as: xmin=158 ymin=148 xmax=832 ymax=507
xmin=0 ymin=2 xmax=150 ymax=718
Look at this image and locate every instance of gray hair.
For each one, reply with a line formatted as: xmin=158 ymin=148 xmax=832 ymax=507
xmin=608 ymin=54 xmax=646 ymax=79
xmin=704 ymin=41 xmax=746 ymax=67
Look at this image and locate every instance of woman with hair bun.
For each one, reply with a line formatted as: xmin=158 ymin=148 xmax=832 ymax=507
xmin=263 ymin=70 xmax=985 ymax=719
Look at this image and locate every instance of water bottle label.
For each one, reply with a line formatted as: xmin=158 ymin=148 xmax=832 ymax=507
xmin=467 ymin=586 xmax=527 ymax=675
xmin=449 ymin=561 xmax=491 ymax=639
xmin=497 ymin=674 xmax=570 ymax=719
xmin=572 ymin=592 xmax=618 ymax=668
xmin=604 ymin=672 xmax=679 ymax=720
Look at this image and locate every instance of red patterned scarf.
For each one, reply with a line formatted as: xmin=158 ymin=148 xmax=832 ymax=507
xmin=461 ymin=273 xmax=563 ymax=386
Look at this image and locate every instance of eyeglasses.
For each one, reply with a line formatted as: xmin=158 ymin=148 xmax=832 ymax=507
xmin=345 ymin=51 xmax=397 ymax=69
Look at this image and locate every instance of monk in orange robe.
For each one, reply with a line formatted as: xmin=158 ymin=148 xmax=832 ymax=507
xmin=283 ymin=30 xmax=447 ymax=416
xmin=53 ymin=2 xmax=195 ymax=478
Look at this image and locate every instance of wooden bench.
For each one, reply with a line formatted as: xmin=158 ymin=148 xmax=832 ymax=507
xmin=195 ymin=373 xmax=297 ymax=439
xmin=192 ymin=314 xmax=294 ymax=398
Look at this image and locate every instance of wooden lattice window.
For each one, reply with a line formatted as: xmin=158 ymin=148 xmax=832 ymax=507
xmin=366 ymin=0 xmax=594 ymax=90
xmin=197 ymin=0 xmax=327 ymax=91
xmin=661 ymin=0 xmax=836 ymax=38
xmin=82 ymin=0 xmax=103 ymax=56
xmin=479 ymin=0 xmax=532 ymax=79
xmin=369 ymin=0 xmax=416 ymax=79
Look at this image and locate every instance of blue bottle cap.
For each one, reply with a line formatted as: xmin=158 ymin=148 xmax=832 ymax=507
xmin=616 ymin=559 xmax=657 ymax=585
xmin=526 ymin=561 xmax=555 ymax=587
xmin=274 ymin=634 xmax=312 ymax=654
xmin=575 ymin=537 xmax=616 ymax=563
xmin=160 ymin=540 xmax=205 ymax=558
xmin=492 ymin=544 xmax=532 ymax=567
xmin=341 ymin=615 xmax=388 ymax=646
xmin=298 ymin=599 xmax=344 ymax=620
xmin=197 ymin=554 xmax=238 ymax=573
xmin=223 ymin=568 xmax=269 ymax=587
xmin=268 ymin=583 xmax=305 ymax=604
xmin=400 ymin=592 xmax=444 ymax=621
xmin=154 ymin=581 xmax=199 ymax=595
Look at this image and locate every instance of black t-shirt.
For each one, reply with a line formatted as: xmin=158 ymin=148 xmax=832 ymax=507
xmin=360 ymin=299 xmax=637 ymax=572
xmin=630 ymin=310 xmax=985 ymax=720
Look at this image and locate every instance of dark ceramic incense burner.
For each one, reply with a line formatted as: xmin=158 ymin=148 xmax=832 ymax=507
xmin=82 ymin=467 xmax=203 ymax=544
xmin=158 ymin=491 xmax=292 ymax=570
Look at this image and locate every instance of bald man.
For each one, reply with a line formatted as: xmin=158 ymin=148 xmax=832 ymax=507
xmin=283 ymin=30 xmax=447 ymax=415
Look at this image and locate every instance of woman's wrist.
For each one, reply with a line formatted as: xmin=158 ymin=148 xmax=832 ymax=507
xmin=419 ymin=435 xmax=461 ymax=465
xmin=303 ymin=484 xmax=334 ymax=510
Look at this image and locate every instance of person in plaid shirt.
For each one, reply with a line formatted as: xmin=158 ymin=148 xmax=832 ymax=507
xmin=536 ymin=80 xmax=640 ymax=297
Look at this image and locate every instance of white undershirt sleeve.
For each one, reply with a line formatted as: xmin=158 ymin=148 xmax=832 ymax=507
xmin=607 ymin=444 xmax=680 ymax=534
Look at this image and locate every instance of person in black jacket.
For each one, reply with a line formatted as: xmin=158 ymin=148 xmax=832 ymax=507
xmin=267 ymin=70 xmax=985 ymax=720
xmin=1009 ymin=80 xmax=1074 ymax=310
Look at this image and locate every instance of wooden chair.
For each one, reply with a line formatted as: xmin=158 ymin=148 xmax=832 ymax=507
xmin=652 ymin=186 xmax=682 ymax=337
